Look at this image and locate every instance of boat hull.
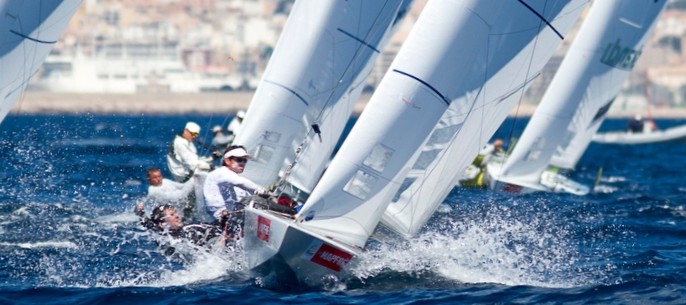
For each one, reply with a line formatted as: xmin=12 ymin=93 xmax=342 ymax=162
xmin=487 ymin=163 xmax=589 ymax=195
xmin=592 ymin=124 xmax=686 ymax=144
xmin=243 ymin=197 xmax=359 ymax=286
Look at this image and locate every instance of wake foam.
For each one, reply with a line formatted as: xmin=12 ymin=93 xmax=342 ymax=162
xmin=354 ymin=197 xmax=603 ymax=288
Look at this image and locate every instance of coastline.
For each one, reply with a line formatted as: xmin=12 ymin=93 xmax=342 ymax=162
xmin=10 ymin=92 xmax=686 ymax=118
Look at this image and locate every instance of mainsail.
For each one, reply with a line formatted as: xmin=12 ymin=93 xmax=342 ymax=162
xmin=550 ymin=0 xmax=667 ymax=170
xmin=0 ymin=0 xmax=82 ymax=125
xmin=497 ymin=0 xmax=667 ymax=184
xmin=234 ymin=0 xmax=409 ymax=194
xmin=299 ymin=0 xmax=589 ymax=245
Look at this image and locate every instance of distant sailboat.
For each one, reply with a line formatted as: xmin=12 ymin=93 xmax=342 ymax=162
xmin=0 ymin=0 xmax=82 ymax=125
xmin=487 ymin=0 xmax=667 ymax=194
xmin=242 ymin=0 xmax=589 ymax=285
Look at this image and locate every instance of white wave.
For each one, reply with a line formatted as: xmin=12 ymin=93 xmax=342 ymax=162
xmin=355 ymin=205 xmax=596 ymax=288
xmin=96 ymin=212 xmax=140 ymax=224
xmin=594 ymin=184 xmax=618 ymax=194
xmin=602 ymin=176 xmax=626 ymax=183
xmin=0 ymin=240 xmax=78 ymax=249
xmin=99 ymin=238 xmax=248 ymax=288
xmin=145 ymin=252 xmax=240 ymax=287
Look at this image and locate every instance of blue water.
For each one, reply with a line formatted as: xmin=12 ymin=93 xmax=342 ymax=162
xmin=1 ymin=114 xmax=686 ymax=304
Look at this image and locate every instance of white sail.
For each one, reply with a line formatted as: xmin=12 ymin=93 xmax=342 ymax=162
xmin=379 ymin=0 xmax=589 ymax=238
xmin=285 ymin=1 xmax=413 ymax=195
xmin=298 ymin=0 xmax=589 ymax=246
xmin=0 ymin=0 xmax=82 ymax=124
xmin=234 ymin=0 xmax=407 ymax=193
xmin=499 ymin=0 xmax=667 ymax=181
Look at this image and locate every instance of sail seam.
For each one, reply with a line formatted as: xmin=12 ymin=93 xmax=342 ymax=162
xmin=263 ymin=80 xmax=309 ymax=106
xmin=9 ymin=30 xmax=57 ymax=44
xmin=336 ymin=28 xmax=381 ymax=53
xmin=392 ymin=69 xmax=450 ymax=106
xmin=516 ymin=0 xmax=564 ymax=40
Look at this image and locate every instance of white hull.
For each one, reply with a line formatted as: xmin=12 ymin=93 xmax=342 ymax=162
xmin=242 ymin=198 xmax=360 ymax=286
xmin=592 ymin=124 xmax=686 ymax=144
xmin=487 ymin=162 xmax=589 ymax=195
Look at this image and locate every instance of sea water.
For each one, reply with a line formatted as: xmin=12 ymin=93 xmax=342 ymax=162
xmin=1 ymin=114 xmax=685 ymax=304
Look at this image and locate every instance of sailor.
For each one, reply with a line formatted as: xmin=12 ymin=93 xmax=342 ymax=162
xmin=627 ymin=114 xmax=644 ymax=133
xmin=227 ymin=110 xmax=245 ymax=137
xmin=136 ymin=204 xmax=227 ymax=255
xmin=167 ymin=121 xmax=213 ymax=182
xmin=459 ymin=139 xmax=506 ymax=188
xmin=142 ymin=167 xmax=196 ymax=219
xmin=203 ymin=145 xmax=269 ymax=238
xmin=480 ymin=138 xmax=505 ymax=166
xmin=210 ymin=125 xmax=234 ymax=154
xmin=643 ymin=117 xmax=658 ymax=133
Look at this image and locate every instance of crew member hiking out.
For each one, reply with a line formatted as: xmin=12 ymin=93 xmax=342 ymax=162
xmin=203 ymin=145 xmax=271 ymax=239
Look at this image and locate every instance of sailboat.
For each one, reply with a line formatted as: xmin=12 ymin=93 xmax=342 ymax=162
xmin=242 ymin=0 xmax=589 ymax=285
xmin=486 ymin=0 xmax=667 ymax=195
xmin=0 ymin=0 xmax=82 ymax=125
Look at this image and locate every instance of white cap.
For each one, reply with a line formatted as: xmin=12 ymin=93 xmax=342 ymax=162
xmin=237 ymin=110 xmax=246 ymax=118
xmin=223 ymin=147 xmax=250 ymax=159
xmin=212 ymin=125 xmax=222 ymax=133
xmin=185 ymin=122 xmax=201 ymax=133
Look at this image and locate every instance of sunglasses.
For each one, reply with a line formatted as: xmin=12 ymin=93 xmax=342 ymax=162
xmin=230 ymin=157 xmax=248 ymax=163
xmin=189 ymin=131 xmax=199 ymax=137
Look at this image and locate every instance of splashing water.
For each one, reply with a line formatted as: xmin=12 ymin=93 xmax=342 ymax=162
xmin=354 ymin=194 xmax=614 ymax=288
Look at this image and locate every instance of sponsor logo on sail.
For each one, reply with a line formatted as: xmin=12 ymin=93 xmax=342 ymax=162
xmin=600 ymin=39 xmax=641 ymax=70
xmin=257 ymin=216 xmax=271 ymax=242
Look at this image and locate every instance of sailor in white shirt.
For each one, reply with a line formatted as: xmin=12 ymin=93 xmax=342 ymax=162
xmin=144 ymin=167 xmax=195 ymax=214
xmin=210 ymin=125 xmax=234 ymax=153
xmin=203 ymin=145 xmax=267 ymax=221
xmin=227 ymin=110 xmax=245 ymax=137
xmin=167 ymin=121 xmax=212 ymax=182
